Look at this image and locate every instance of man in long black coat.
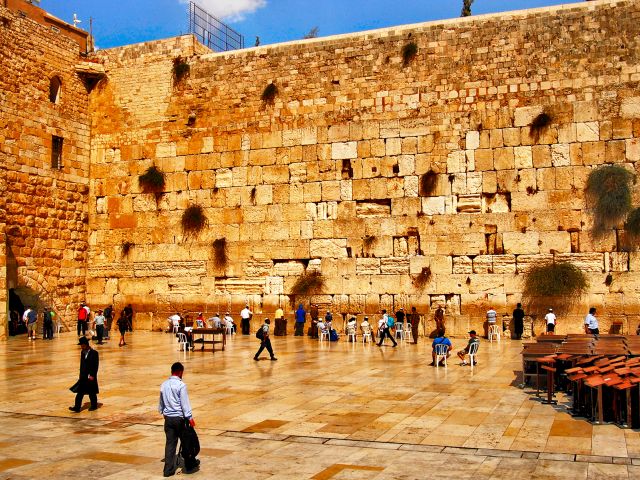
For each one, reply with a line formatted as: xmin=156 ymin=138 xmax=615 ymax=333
xmin=69 ymin=337 xmax=99 ymax=412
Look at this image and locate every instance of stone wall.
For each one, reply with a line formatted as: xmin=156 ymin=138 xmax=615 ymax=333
xmin=86 ymin=0 xmax=640 ymax=334
xmin=0 ymin=6 xmax=91 ymax=334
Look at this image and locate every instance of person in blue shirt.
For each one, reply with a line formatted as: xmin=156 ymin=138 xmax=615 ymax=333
xmin=294 ymin=304 xmax=306 ymax=336
xmin=159 ymin=362 xmax=199 ymax=476
xmin=429 ymin=329 xmax=452 ymax=366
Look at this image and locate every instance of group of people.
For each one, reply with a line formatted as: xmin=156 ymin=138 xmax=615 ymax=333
xmin=510 ymin=304 xmax=602 ymax=339
xmin=77 ymin=303 xmax=132 ymax=347
xmin=430 ymin=329 xmax=480 ymax=367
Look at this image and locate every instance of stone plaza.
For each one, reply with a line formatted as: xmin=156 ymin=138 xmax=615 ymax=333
xmin=2 ymin=331 xmax=640 ymax=479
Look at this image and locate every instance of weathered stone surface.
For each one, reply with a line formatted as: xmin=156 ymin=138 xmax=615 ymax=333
xmin=310 ymin=239 xmax=348 ymax=258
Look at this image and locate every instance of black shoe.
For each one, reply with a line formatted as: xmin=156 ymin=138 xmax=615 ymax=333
xmin=69 ymin=406 xmax=80 ymax=413
xmin=270 ymin=357 xmax=278 ymax=361
xmin=163 ymin=471 xmax=176 ymax=478
xmin=392 ymin=343 xmax=397 ymax=347
xmin=253 ymin=357 xmax=259 ymax=361
xmin=428 ymin=362 xmax=435 ymax=366
xmin=184 ymin=465 xmax=200 ymax=475
xmin=88 ymin=405 xmax=98 ymax=411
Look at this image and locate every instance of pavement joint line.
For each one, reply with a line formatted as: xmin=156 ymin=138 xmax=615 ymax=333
xmin=0 ymin=410 xmax=632 ymax=466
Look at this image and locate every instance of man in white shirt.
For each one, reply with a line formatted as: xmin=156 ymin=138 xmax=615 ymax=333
xmin=544 ymin=308 xmax=557 ymax=333
xmin=223 ymin=312 xmax=235 ymax=333
xmin=208 ymin=313 xmax=222 ymax=328
xmin=159 ymin=362 xmax=198 ymax=476
xmin=376 ymin=310 xmax=397 ymax=347
xmin=168 ymin=313 xmax=181 ymax=332
xmin=486 ymin=307 xmax=497 ymax=339
xmin=240 ymin=304 xmax=252 ymax=335
xmin=584 ymin=307 xmax=599 ymax=336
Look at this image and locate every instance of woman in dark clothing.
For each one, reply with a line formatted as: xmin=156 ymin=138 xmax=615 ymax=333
xmin=117 ymin=310 xmax=128 ymax=347
xmin=513 ymin=303 xmax=525 ymax=340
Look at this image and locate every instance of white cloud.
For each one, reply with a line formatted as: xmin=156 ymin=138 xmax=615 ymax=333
xmin=183 ymin=0 xmax=267 ymax=22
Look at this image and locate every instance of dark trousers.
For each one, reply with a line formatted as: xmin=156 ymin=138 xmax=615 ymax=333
xmin=411 ymin=323 xmax=419 ymax=343
xmin=254 ymin=338 xmax=275 ymax=359
xmin=43 ymin=322 xmax=53 ymax=339
xmin=294 ymin=322 xmax=304 ymax=336
xmin=309 ymin=321 xmax=318 ymax=338
xmin=163 ymin=416 xmax=197 ymax=476
xmin=74 ymin=391 xmax=97 ymax=410
xmin=377 ymin=328 xmax=397 ymax=346
xmin=241 ymin=318 xmax=250 ymax=335
xmin=96 ymin=325 xmax=104 ymax=343
xmin=77 ymin=320 xmax=87 ymax=336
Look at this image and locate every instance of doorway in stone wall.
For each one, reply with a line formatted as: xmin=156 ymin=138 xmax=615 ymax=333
xmin=9 ymin=287 xmax=46 ymax=336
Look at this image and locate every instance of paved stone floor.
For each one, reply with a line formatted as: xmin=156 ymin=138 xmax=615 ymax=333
xmin=0 ymin=331 xmax=639 ymax=479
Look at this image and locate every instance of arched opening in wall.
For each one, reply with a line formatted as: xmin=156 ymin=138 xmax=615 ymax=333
xmin=8 ymin=287 xmax=47 ymax=336
xmin=49 ymin=76 xmax=62 ymax=104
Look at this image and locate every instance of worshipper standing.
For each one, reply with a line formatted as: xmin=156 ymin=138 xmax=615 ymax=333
xmin=584 ymin=307 xmax=599 ymax=336
xmin=117 ymin=310 xmax=128 ymax=347
xmin=159 ymin=362 xmax=199 ymax=476
xmin=124 ymin=304 xmax=134 ymax=332
xmin=458 ymin=330 xmax=480 ymax=366
xmin=274 ymin=306 xmax=285 ymax=336
xmin=325 ymin=311 xmax=333 ymax=331
xmin=43 ymin=307 xmax=54 ymax=340
xmin=377 ymin=309 xmax=397 ymax=347
xmin=485 ymin=306 xmax=497 ymax=338
xmin=26 ymin=307 xmax=37 ymax=341
xmin=77 ymin=303 xmax=89 ymax=336
xmin=309 ymin=303 xmax=319 ymax=338
xmin=512 ymin=303 xmax=525 ymax=340
xmin=395 ymin=307 xmax=405 ymax=333
xmin=409 ymin=306 xmax=420 ymax=344
xmin=429 ymin=329 xmax=452 ymax=366
xmin=241 ymin=304 xmax=252 ymax=335
xmin=69 ymin=337 xmax=99 ymax=412
xmin=103 ymin=305 xmax=113 ymax=340
xmin=545 ymin=308 xmax=557 ymax=334
xmin=294 ymin=304 xmax=306 ymax=336
xmin=254 ymin=319 xmax=277 ymax=361
xmin=434 ymin=306 xmax=445 ymax=335
xmin=93 ymin=309 xmax=105 ymax=345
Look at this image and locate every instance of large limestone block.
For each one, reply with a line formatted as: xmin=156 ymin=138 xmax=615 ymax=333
xmin=134 ymin=261 xmax=207 ymax=277
xmin=356 ymin=258 xmax=380 ymax=275
xmin=502 ymin=232 xmax=540 ymax=254
xmin=514 ymin=106 xmax=544 ymax=127
xmin=483 ymin=193 xmax=510 ymax=214
xmin=310 ymin=239 xmax=347 ymax=258
xmin=453 ymin=256 xmax=473 ymax=274
xmin=331 ymin=142 xmax=357 ymax=160
xmin=576 ymin=122 xmax=600 ymax=142
xmin=447 ymin=151 xmax=466 ymax=173
xmin=573 ymin=101 xmax=599 ymax=122
xmin=551 ymin=144 xmax=570 ymax=167
xmin=466 ymin=131 xmax=480 ymax=150
xmin=621 ymin=97 xmax=640 ymax=119
xmin=457 ymin=195 xmax=481 ymax=213
xmin=273 ymin=260 xmax=305 ymax=276
xmin=556 ymin=253 xmax=605 ymax=272
xmin=538 ymin=231 xmax=571 ymax=254
xmin=421 ymin=196 xmax=445 ymax=215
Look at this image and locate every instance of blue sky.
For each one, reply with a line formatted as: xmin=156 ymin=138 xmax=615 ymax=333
xmin=42 ymin=0 xmax=582 ymax=49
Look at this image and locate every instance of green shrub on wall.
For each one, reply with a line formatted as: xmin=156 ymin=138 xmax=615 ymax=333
xmin=173 ymin=57 xmax=190 ymax=84
xmin=212 ymin=238 xmax=228 ymax=269
xmin=585 ymin=164 xmax=633 ymax=233
xmin=523 ymin=260 xmax=588 ymax=313
xmin=401 ymin=41 xmax=418 ymax=66
xmin=291 ymin=271 xmax=324 ymax=295
xmin=261 ymin=83 xmax=278 ymax=104
xmin=412 ymin=266 xmax=432 ymax=290
xmin=181 ymin=204 xmax=208 ymax=239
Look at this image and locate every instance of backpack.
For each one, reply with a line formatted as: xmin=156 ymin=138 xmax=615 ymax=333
xmin=256 ymin=326 xmax=264 ymax=340
xmin=387 ymin=316 xmax=395 ymax=328
xmin=329 ymin=329 xmax=339 ymax=341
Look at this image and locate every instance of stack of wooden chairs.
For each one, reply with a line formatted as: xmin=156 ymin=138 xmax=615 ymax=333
xmin=521 ymin=334 xmax=640 ymax=427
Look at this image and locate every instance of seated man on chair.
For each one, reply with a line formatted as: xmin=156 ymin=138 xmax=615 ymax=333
xmin=457 ymin=330 xmax=480 ymax=366
xmin=429 ymin=329 xmax=452 ymax=366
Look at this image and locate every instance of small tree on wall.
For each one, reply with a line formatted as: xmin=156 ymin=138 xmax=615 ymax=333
xmin=585 ymin=164 xmax=633 ymax=235
xmin=181 ymin=204 xmax=208 ymax=240
xmin=138 ymin=165 xmax=166 ymax=203
xmin=522 ymin=260 xmax=588 ymax=314
xmin=461 ymin=0 xmax=474 ymax=17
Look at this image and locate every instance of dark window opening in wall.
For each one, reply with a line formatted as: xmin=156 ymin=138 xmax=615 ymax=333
xmin=51 ymin=136 xmax=63 ymax=169
xmin=49 ymin=76 xmax=62 ymax=103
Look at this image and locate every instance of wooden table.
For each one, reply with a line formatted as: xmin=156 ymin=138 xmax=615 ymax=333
xmin=192 ymin=328 xmax=226 ymax=353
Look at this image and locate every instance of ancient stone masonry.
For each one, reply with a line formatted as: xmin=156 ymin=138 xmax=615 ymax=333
xmin=5 ymin=0 xmax=640 ymax=336
xmin=1 ymin=5 xmax=91 ymax=336
xmin=82 ymin=0 xmax=640 ymax=333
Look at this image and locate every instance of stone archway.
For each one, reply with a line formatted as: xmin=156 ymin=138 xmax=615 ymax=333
xmin=13 ymin=267 xmax=69 ymax=332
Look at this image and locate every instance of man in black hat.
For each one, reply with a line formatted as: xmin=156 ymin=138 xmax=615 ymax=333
xmin=69 ymin=337 xmax=100 ymax=412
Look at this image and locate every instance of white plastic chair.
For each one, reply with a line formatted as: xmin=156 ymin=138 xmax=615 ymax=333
xmin=177 ymin=332 xmax=189 ymax=351
xmin=361 ymin=325 xmax=372 ymax=344
xmin=435 ymin=343 xmax=449 ymax=368
xmin=56 ymin=322 xmax=62 ymax=336
xmin=225 ymin=322 xmax=234 ymax=335
xmin=488 ymin=324 xmax=500 ymax=343
xmin=346 ymin=325 xmax=356 ymax=342
xmin=404 ymin=322 xmax=412 ymax=342
xmin=319 ymin=327 xmax=329 ymax=342
xmin=468 ymin=342 xmax=479 ymax=366
xmin=394 ymin=323 xmax=405 ymax=340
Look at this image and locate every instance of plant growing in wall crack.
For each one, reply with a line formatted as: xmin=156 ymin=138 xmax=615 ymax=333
xmin=522 ymin=260 xmax=588 ymax=314
xmin=173 ymin=57 xmax=190 ymax=84
xmin=401 ymin=41 xmax=418 ymax=67
xmin=362 ymin=235 xmax=376 ymax=255
xmin=181 ymin=204 xmax=208 ymax=240
xmin=291 ymin=271 xmax=324 ymax=295
xmin=419 ymin=170 xmax=438 ymax=196
xmin=138 ymin=165 xmax=166 ymax=202
xmin=261 ymin=82 xmax=278 ymax=104
xmin=585 ymin=164 xmax=633 ymax=234
xmin=529 ymin=111 xmax=553 ymax=143
xmin=212 ymin=238 xmax=228 ymax=270
xmin=121 ymin=241 xmax=134 ymax=258
xmin=412 ymin=266 xmax=432 ymax=290
xmin=624 ymin=207 xmax=640 ymax=247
